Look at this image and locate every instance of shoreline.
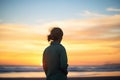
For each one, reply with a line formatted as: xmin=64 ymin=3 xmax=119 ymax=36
xmin=0 ymin=76 xmax=120 ymax=80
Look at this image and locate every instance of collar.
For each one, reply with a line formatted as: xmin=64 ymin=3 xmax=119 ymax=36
xmin=51 ymin=41 xmax=60 ymax=45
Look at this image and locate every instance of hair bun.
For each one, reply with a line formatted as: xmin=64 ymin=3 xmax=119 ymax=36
xmin=48 ymin=35 xmax=52 ymax=41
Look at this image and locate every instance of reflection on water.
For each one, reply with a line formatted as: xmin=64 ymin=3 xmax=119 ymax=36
xmin=68 ymin=71 xmax=120 ymax=77
xmin=0 ymin=71 xmax=120 ymax=78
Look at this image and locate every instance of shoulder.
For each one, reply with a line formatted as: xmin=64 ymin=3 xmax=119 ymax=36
xmin=58 ymin=44 xmax=66 ymax=52
xmin=43 ymin=46 xmax=51 ymax=53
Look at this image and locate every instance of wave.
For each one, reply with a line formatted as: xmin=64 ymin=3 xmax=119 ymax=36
xmin=0 ymin=64 xmax=120 ymax=73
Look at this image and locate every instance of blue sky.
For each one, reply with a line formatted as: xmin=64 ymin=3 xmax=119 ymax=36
xmin=0 ymin=0 xmax=120 ymax=25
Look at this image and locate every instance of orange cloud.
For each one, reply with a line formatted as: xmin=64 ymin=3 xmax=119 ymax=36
xmin=0 ymin=14 xmax=120 ymax=66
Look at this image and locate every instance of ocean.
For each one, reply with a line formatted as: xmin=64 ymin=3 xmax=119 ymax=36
xmin=0 ymin=64 xmax=120 ymax=78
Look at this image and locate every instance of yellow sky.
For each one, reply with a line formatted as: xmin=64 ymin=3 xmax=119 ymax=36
xmin=0 ymin=15 xmax=120 ymax=66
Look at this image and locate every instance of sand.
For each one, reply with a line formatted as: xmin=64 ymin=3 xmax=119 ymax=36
xmin=0 ymin=76 xmax=120 ymax=80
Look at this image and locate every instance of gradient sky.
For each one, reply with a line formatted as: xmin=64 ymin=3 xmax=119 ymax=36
xmin=0 ymin=0 xmax=120 ymax=66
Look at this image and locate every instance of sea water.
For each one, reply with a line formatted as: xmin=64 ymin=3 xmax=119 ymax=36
xmin=0 ymin=65 xmax=120 ymax=78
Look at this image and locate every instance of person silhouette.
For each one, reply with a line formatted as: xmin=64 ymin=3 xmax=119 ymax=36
xmin=43 ymin=27 xmax=68 ymax=80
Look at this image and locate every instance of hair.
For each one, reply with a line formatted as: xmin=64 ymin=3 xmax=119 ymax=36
xmin=48 ymin=27 xmax=63 ymax=42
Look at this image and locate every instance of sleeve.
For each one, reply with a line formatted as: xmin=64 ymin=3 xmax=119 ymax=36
xmin=60 ymin=47 xmax=68 ymax=75
xmin=43 ymin=49 xmax=47 ymax=75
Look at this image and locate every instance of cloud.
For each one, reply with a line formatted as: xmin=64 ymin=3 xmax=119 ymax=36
xmin=0 ymin=14 xmax=120 ymax=52
xmin=107 ymin=8 xmax=120 ymax=12
xmin=0 ymin=24 xmax=47 ymax=54
xmin=38 ymin=14 xmax=120 ymax=41
xmin=1 ymin=15 xmax=120 ymax=65
xmin=0 ymin=24 xmax=40 ymax=40
xmin=79 ymin=10 xmax=109 ymax=17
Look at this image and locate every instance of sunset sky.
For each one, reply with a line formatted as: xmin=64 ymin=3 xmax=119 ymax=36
xmin=0 ymin=0 xmax=120 ymax=66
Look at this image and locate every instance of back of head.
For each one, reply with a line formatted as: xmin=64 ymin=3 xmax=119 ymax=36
xmin=48 ymin=27 xmax=63 ymax=42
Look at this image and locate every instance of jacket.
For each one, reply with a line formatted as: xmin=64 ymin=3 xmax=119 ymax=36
xmin=43 ymin=41 xmax=68 ymax=80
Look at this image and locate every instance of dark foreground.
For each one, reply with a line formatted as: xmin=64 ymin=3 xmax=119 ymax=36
xmin=0 ymin=76 xmax=120 ymax=80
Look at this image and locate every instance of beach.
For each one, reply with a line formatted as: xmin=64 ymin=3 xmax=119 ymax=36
xmin=0 ymin=76 xmax=120 ymax=80
xmin=0 ymin=71 xmax=120 ymax=80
